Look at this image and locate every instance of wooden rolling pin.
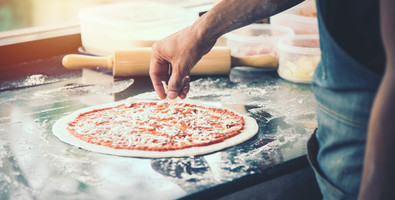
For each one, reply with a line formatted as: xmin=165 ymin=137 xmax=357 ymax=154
xmin=62 ymin=47 xmax=278 ymax=77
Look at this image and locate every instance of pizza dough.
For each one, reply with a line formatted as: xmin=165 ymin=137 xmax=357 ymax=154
xmin=52 ymin=100 xmax=258 ymax=158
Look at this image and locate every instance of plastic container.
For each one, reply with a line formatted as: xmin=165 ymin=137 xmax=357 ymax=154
xmin=277 ymin=34 xmax=320 ymax=83
xmin=225 ymin=24 xmax=294 ymax=58
xmin=270 ymin=0 xmax=318 ymax=35
xmin=79 ymin=1 xmax=197 ymax=56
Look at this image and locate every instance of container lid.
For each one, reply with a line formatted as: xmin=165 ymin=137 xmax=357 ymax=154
xmin=225 ymin=24 xmax=294 ymax=42
xmin=277 ymin=34 xmax=320 ymax=54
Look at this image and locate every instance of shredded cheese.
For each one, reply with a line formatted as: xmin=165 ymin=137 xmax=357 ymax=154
xmin=67 ymin=102 xmax=245 ymax=151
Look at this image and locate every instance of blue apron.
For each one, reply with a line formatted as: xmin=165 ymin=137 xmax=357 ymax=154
xmin=307 ymin=0 xmax=382 ymax=199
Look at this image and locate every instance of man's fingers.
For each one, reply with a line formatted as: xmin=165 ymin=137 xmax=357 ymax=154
xmin=150 ymin=40 xmax=195 ymax=100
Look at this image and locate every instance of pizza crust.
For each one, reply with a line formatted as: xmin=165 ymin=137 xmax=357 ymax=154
xmin=52 ymin=100 xmax=258 ymax=158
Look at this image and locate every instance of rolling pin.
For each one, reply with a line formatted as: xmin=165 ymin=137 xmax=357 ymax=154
xmin=62 ymin=47 xmax=278 ymax=77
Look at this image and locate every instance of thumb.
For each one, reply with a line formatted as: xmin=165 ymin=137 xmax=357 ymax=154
xmin=167 ymin=62 xmax=192 ymax=99
xmin=167 ymin=72 xmax=184 ymax=99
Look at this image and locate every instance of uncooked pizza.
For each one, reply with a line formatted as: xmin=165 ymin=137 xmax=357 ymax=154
xmin=52 ymin=100 xmax=258 ymax=158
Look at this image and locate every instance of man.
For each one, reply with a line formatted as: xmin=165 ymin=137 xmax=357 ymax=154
xmin=149 ymin=0 xmax=395 ymax=199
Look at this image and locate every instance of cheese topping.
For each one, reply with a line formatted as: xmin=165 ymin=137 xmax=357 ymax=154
xmin=67 ymin=102 xmax=244 ymax=151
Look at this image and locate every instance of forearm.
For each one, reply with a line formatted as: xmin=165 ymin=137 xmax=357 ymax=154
xmin=193 ymin=0 xmax=303 ymax=48
xmin=359 ymin=66 xmax=395 ymax=200
xmin=359 ymin=0 xmax=395 ymax=199
xmin=359 ymin=65 xmax=395 ymax=200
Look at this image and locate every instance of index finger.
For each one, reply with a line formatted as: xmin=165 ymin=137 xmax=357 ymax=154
xmin=149 ymin=55 xmax=170 ymax=99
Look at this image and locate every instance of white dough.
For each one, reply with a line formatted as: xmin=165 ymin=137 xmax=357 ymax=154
xmin=52 ymin=100 xmax=259 ymax=158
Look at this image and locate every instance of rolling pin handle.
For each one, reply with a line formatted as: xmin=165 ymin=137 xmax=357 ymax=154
xmin=62 ymin=54 xmax=114 ymax=70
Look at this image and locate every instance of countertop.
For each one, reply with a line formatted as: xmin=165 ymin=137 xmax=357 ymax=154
xmin=0 ymin=57 xmax=318 ymax=199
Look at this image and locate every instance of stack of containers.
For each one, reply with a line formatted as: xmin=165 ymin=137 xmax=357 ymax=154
xmin=271 ymin=0 xmax=320 ymax=83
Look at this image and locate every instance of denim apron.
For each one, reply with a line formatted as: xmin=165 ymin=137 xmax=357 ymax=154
xmin=307 ymin=0 xmax=382 ymax=199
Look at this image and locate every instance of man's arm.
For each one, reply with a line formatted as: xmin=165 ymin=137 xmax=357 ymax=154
xmin=359 ymin=0 xmax=395 ymax=199
xmin=149 ymin=0 xmax=303 ymax=99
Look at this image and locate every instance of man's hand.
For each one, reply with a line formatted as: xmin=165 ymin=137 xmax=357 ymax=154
xmin=149 ymin=25 xmax=215 ymax=99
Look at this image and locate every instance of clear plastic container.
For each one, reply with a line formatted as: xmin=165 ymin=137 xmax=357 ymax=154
xmin=225 ymin=24 xmax=294 ymax=58
xmin=277 ymin=34 xmax=321 ymax=83
xmin=79 ymin=1 xmax=197 ymax=56
xmin=270 ymin=0 xmax=318 ymax=35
